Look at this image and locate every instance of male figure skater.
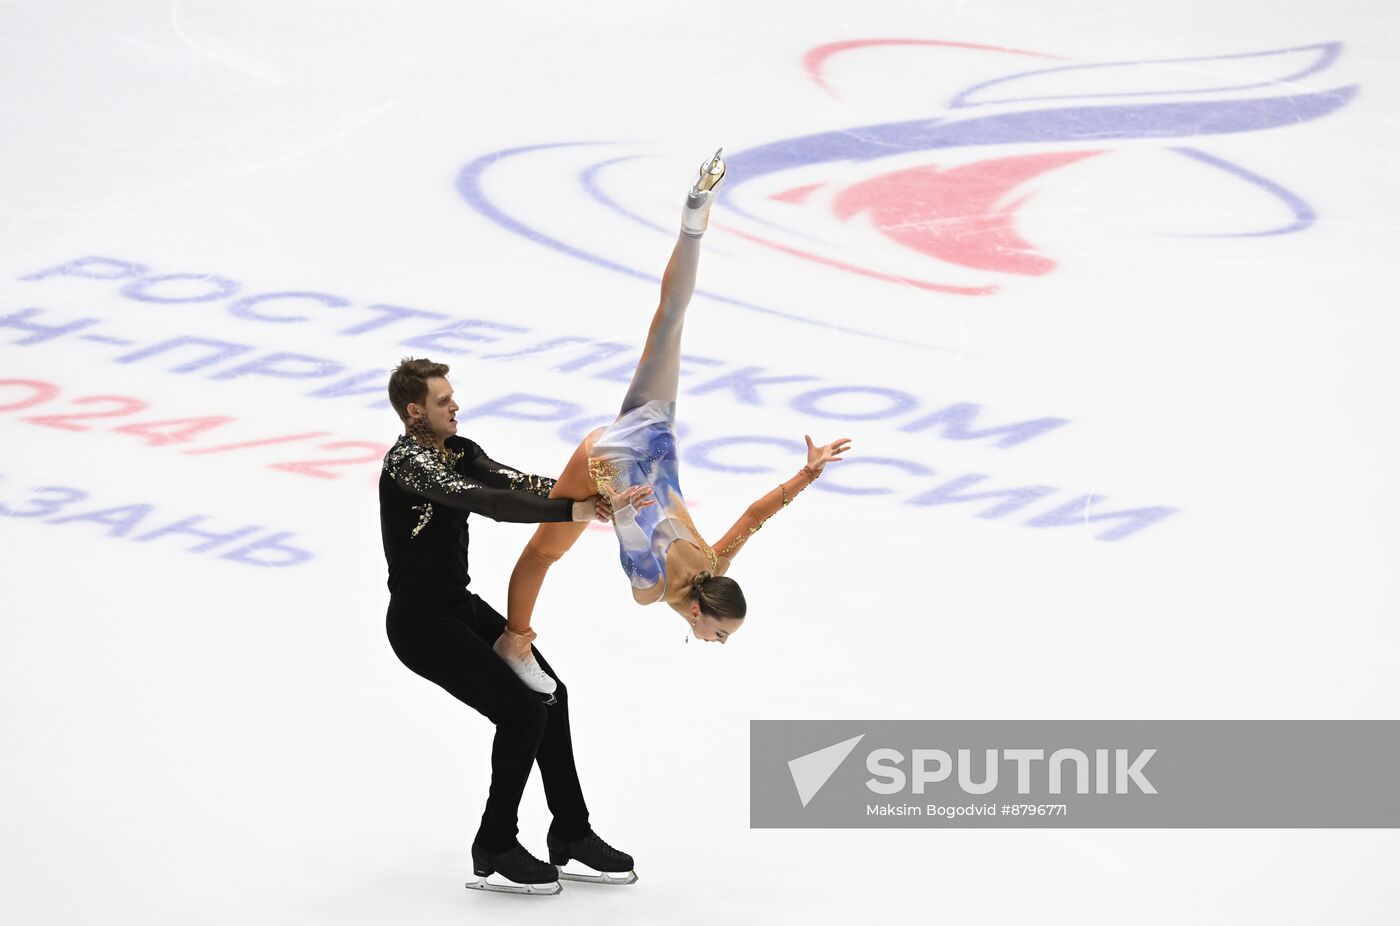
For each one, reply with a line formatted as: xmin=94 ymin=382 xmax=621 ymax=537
xmin=379 ymin=357 xmax=636 ymax=895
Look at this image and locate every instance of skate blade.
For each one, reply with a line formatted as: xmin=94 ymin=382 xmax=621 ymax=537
xmin=465 ymin=874 xmax=562 ymax=895
xmin=556 ymin=865 xmax=638 ymax=885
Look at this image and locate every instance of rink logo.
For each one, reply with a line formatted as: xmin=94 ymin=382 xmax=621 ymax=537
xmin=460 ymin=40 xmax=1357 ymax=343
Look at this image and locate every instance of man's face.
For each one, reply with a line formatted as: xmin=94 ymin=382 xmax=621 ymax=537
xmin=410 ymin=376 xmax=459 ymax=441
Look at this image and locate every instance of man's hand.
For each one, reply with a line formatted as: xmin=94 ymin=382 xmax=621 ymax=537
xmin=573 ymin=487 xmax=654 ymax=523
xmin=572 ymin=496 xmax=608 ymax=523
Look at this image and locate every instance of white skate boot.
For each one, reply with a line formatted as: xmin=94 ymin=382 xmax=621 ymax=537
xmin=681 ymin=148 xmax=726 ymax=237
xmin=493 ymin=630 xmax=557 ymax=697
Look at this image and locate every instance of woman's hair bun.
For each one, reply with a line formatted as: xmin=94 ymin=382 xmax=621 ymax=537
xmin=688 ymin=572 xmax=747 ymax=620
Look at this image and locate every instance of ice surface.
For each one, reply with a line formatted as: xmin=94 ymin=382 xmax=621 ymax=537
xmin=1 ymin=1 xmax=1397 ymax=923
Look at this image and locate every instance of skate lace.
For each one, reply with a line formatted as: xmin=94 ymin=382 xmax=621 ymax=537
xmin=579 ymin=832 xmax=619 ymax=855
xmin=503 ymin=841 xmax=550 ymax=867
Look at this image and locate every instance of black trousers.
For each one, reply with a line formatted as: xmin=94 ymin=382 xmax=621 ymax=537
xmin=385 ymin=589 xmax=590 ymax=851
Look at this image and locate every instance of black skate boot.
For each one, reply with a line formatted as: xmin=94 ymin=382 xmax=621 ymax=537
xmin=466 ymin=840 xmax=562 ymax=895
xmin=547 ymin=827 xmax=638 ymax=884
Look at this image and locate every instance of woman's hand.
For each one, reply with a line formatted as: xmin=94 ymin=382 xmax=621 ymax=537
xmin=805 ymin=435 xmax=852 ymax=473
xmin=607 ymin=484 xmax=656 ymax=515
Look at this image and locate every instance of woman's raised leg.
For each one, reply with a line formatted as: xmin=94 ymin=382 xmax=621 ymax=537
xmin=617 ymin=151 xmax=725 ymax=416
xmin=497 ymin=152 xmax=725 ymax=687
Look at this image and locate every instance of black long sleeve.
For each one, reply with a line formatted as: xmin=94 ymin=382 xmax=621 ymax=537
xmin=388 ymin=436 xmax=571 ymax=523
xmin=379 ymin=434 xmax=572 ymax=595
xmin=446 ymin=436 xmax=559 ymax=498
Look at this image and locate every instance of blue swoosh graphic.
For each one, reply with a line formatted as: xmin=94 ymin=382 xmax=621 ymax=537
xmin=454 ymin=52 xmax=1355 ymax=341
xmin=453 ymin=143 xmax=956 ymax=350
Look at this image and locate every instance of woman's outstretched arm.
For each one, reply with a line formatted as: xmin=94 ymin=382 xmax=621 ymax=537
xmin=712 ymin=436 xmax=852 ymax=561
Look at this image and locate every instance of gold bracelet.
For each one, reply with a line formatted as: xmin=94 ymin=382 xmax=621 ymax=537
xmin=800 ymin=464 xmax=820 ymax=481
xmin=720 ymin=523 xmax=760 ymax=556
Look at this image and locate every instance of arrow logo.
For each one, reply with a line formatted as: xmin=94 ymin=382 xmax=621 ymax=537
xmin=788 ymin=734 xmax=866 ymax=808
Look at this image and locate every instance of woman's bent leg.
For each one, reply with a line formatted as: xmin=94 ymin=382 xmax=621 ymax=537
xmin=506 ymin=429 xmax=605 ymax=635
xmin=507 ymin=523 xmax=586 ymax=635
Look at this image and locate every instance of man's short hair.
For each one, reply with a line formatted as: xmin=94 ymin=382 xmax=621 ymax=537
xmin=388 ymin=356 xmax=450 ymax=421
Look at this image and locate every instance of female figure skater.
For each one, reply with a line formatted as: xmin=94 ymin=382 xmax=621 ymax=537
xmin=492 ymin=150 xmax=853 ymax=693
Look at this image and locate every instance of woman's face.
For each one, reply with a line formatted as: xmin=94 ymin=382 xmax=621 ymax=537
xmin=689 ymin=610 xmax=743 ymax=644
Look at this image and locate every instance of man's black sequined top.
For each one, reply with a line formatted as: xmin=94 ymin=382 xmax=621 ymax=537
xmin=379 ymin=433 xmax=570 ymax=595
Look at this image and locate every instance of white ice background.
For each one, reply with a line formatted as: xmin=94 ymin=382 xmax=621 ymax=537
xmin=2 ymin=1 xmax=1398 ymax=923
